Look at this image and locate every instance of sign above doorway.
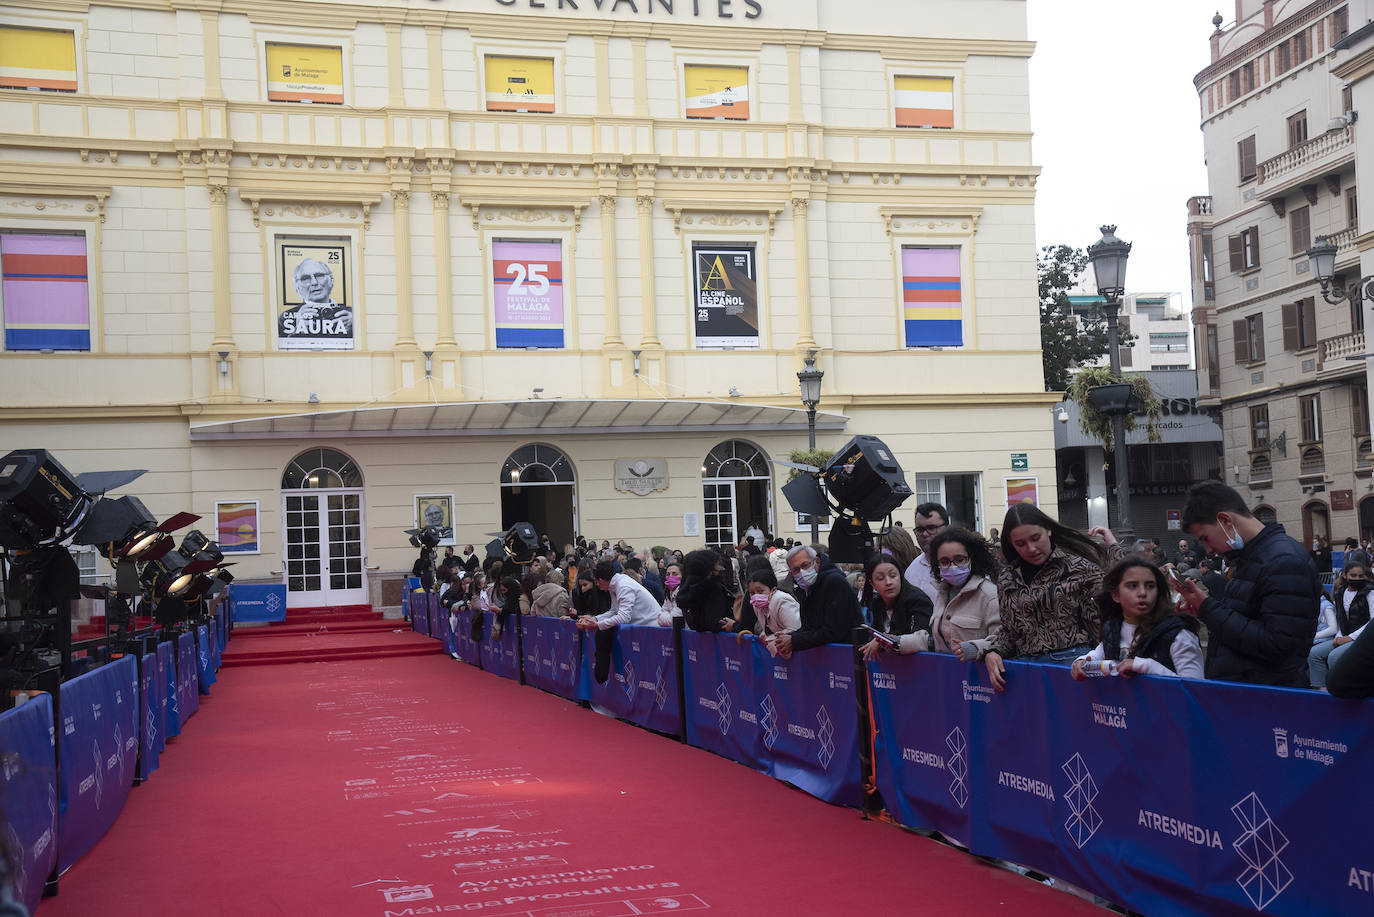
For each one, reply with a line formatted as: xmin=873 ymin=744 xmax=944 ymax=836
xmin=615 ymin=458 xmax=669 ymax=496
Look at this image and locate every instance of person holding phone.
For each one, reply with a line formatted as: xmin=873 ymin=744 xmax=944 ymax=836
xmin=858 ymin=553 xmax=933 ymax=662
xmin=1072 ymin=556 xmax=1203 ymax=680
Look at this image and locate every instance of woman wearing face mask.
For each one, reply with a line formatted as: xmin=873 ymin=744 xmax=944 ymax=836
xmin=676 ymin=549 xmax=740 ymax=633
xmin=746 ymin=567 xmax=801 ymax=636
xmin=858 ymin=553 xmax=934 ymax=662
xmin=657 ymin=561 xmax=685 ymax=626
xmin=1310 ymin=559 xmax=1371 ymax=688
xmin=899 ymin=527 xmax=1001 ymax=661
xmin=982 ymin=503 xmax=1119 ymax=691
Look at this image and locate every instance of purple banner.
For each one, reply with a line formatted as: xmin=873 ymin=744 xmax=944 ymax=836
xmin=522 ymin=615 xmax=581 ymax=700
xmin=681 ymin=630 xmax=766 ymax=774
xmin=138 ymin=652 xmax=161 ymax=781
xmin=177 ymin=631 xmax=199 ymax=721
xmin=479 ymin=612 xmax=521 ymax=680
xmin=0 ymin=692 xmax=57 ymax=914
xmin=159 ymin=640 xmax=179 ymax=739
xmin=197 ymin=624 xmax=215 ymax=693
xmin=58 ymin=655 xmax=139 ymax=872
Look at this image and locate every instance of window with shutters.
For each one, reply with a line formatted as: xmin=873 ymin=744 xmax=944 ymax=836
xmin=1343 ymin=85 xmax=1354 ymax=115
xmin=1300 ymin=394 xmax=1322 ymax=443
xmin=1237 ymin=135 xmax=1257 ymax=182
xmin=1289 ymin=205 xmax=1310 ymax=255
xmin=1287 ymin=110 xmax=1308 ymax=148
xmin=1250 ymin=404 xmax=1270 ymax=450
xmin=1241 ymin=62 xmax=1256 ymax=93
xmin=1229 ymin=226 xmax=1260 ymax=272
xmin=1334 ymin=7 xmax=1350 ymax=41
xmin=1282 ymin=298 xmax=1317 ymax=351
xmin=1292 ymin=31 xmax=1309 ymax=65
xmin=1227 ymin=70 xmax=1241 ymax=101
xmin=1234 ymin=314 xmax=1264 ymax=364
xmin=1353 ymin=384 xmax=1370 ymax=438
xmin=1347 ymin=186 xmax=1359 ymax=229
xmin=1207 ymin=325 xmax=1220 ymax=391
xmin=1277 ymin=42 xmax=1291 ymax=73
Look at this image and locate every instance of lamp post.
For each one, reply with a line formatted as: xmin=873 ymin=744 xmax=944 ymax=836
xmin=1307 ymin=236 xmax=1374 ymax=441
xmin=797 ymin=349 xmax=824 ymax=546
xmin=1086 ymin=225 xmax=1134 ymax=540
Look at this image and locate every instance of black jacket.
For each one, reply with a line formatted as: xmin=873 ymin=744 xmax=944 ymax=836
xmin=1335 ymin=584 xmax=1372 ymax=635
xmin=1101 ymin=614 xmax=1198 ymax=673
xmin=868 ymin=583 xmax=934 ymax=637
xmin=790 ymin=556 xmax=862 ymax=650
xmin=1199 ymin=522 xmax=1320 ymax=687
xmin=641 ymin=570 xmax=666 ymax=604
xmin=676 ymin=576 xmax=736 ymax=633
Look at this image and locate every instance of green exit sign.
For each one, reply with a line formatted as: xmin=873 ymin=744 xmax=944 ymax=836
xmin=1011 ymin=453 xmax=1029 ymax=471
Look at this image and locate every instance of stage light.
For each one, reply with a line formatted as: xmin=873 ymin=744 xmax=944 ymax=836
xmin=81 ymin=495 xmax=197 ymax=564
xmin=0 ymin=449 xmax=93 ymax=549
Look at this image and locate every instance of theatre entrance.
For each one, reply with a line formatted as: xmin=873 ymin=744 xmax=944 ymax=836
xmin=280 ymin=448 xmax=367 ymax=609
xmin=501 ymin=444 xmax=578 ymax=551
xmin=702 ymin=440 xmax=774 ymax=550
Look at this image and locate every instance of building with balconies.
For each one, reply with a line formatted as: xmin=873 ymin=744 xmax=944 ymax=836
xmin=1188 ymin=1 xmax=1370 ymax=545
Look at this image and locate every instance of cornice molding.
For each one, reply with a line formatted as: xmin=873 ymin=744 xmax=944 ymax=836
xmin=660 ymin=198 xmax=787 ymax=236
xmin=238 ymin=187 xmax=383 ymax=227
xmin=0 ymin=181 xmax=111 ymax=221
xmin=878 ymin=204 xmax=983 ymax=237
xmin=460 ymin=195 xmax=591 ymax=233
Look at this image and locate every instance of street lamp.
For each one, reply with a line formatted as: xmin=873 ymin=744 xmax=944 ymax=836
xmin=797 ymin=349 xmax=824 ymax=545
xmin=1307 ymin=235 xmax=1374 ymax=306
xmin=1086 ymin=224 xmax=1134 ymax=540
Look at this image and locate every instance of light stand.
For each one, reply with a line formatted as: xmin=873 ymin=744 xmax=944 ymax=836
xmin=1086 ymin=225 xmax=1135 ymax=541
xmin=797 ymin=349 xmax=824 ymax=546
xmin=1307 ymin=235 xmax=1374 ymax=306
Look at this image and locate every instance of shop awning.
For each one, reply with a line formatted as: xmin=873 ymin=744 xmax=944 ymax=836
xmin=187 ymin=399 xmax=850 ymax=441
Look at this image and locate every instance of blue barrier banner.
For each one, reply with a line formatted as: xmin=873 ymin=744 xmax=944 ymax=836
xmin=0 ymin=693 xmax=58 ymax=915
xmin=159 ymin=640 xmax=180 ymax=740
xmin=869 ymin=653 xmax=976 ymax=848
xmin=227 ymin=583 xmax=286 ymax=623
xmin=522 ymin=616 xmax=580 ymax=700
xmin=208 ymin=619 xmax=221 ymax=672
xmin=138 ymin=652 xmax=161 ymax=781
xmin=197 ymin=624 xmax=215 ymax=693
xmin=404 ymin=577 xmax=421 ymax=623
xmin=621 ymin=626 xmax=680 ymax=735
xmin=758 ymin=641 xmax=862 ymax=807
xmin=58 ymin=655 xmax=139 ymax=873
xmin=451 ymin=608 xmax=480 ymax=666
xmin=436 ymin=598 xmax=454 ymax=656
xmin=414 ymin=592 xmax=431 ymax=636
xmin=681 ymin=630 xmax=765 ymax=774
xmin=429 ymin=593 xmax=441 ymax=641
xmin=868 ymin=657 xmax=1374 ymax=917
xmin=177 ymin=631 xmax=199 ymax=720
xmin=479 ymin=612 xmax=520 ymax=680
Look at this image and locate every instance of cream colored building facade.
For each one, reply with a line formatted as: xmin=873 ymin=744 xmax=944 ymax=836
xmin=0 ymin=0 xmax=1052 ymax=608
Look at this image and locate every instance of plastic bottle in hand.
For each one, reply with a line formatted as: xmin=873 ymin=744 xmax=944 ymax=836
xmin=1082 ymin=660 xmax=1120 ymax=677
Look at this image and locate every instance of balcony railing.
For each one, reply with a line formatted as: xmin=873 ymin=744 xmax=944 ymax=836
xmin=1257 ymin=129 xmax=1353 ymax=189
xmin=1187 ymin=196 xmax=1212 ymax=216
xmin=1299 ymin=447 xmax=1326 ymax=478
xmin=1318 ymin=329 xmax=1365 ymax=366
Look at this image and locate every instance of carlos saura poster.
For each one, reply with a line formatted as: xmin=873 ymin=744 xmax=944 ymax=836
xmin=276 ymin=236 xmax=354 ymax=350
xmin=693 ymin=243 xmax=759 ymax=348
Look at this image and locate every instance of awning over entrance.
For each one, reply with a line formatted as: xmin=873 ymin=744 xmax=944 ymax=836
xmin=187 ymin=399 xmax=850 ymax=441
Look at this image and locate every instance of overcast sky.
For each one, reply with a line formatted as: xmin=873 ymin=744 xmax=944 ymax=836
xmin=1027 ymin=0 xmax=1215 ymax=305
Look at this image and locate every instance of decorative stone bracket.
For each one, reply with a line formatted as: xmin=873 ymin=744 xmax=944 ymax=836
xmin=661 ymin=199 xmax=787 ymax=236
xmin=0 ymin=182 xmax=112 ymax=223
xmin=238 ymin=189 xmax=384 ymax=229
xmin=461 ymin=196 xmax=591 ymax=233
xmin=879 ymin=205 xmax=984 ymax=237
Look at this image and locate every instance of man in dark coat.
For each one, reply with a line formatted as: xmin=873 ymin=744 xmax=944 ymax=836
xmin=772 ymin=546 xmax=861 ymax=655
xmin=1179 ymin=481 xmax=1320 ymax=687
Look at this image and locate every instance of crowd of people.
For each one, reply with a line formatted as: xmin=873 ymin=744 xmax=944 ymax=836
xmin=423 ymin=479 xmax=1372 ymax=699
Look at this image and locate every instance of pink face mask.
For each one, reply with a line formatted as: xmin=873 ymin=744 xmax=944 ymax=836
xmin=749 ymin=593 xmax=770 ymax=609
xmin=664 ymin=574 xmax=682 ymax=589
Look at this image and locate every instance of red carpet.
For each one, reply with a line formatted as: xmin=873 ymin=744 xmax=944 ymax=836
xmin=38 ymin=645 xmax=1102 ymax=917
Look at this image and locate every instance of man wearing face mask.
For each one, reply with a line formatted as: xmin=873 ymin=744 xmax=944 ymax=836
xmin=771 ymin=545 xmax=861 ymax=657
xmin=1178 ymin=481 xmax=1320 ymax=687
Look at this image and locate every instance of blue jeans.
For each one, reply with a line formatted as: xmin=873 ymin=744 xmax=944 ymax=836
xmin=1309 ymin=638 xmax=1357 ymax=688
xmin=1024 ymin=645 xmax=1093 ymax=666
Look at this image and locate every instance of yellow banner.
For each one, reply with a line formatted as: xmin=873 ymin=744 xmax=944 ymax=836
xmin=266 ymin=43 xmax=343 ymax=104
xmin=895 ymin=75 xmax=953 ymax=128
xmin=0 ymin=26 xmax=77 ymax=92
xmin=485 ymin=56 xmax=555 ymax=113
xmin=684 ymin=64 xmax=749 ymax=120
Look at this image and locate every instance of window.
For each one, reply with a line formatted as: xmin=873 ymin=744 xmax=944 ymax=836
xmin=281 ymin=448 xmax=364 ymax=488
xmin=1242 ymin=62 xmax=1256 ymax=93
xmin=0 ymin=26 xmax=77 ymax=92
xmin=485 ymin=56 xmax=555 ymax=113
xmin=1353 ymin=384 xmax=1370 ymax=438
xmin=1130 ymin=444 xmax=1194 ymax=484
xmin=1229 ymin=226 xmax=1260 ymax=271
xmin=2 ymin=230 xmax=91 ymax=351
xmin=1234 ymin=314 xmax=1264 ymax=363
xmin=1277 ymin=41 xmax=1291 ymax=73
xmin=1287 ymin=110 xmax=1308 ymax=148
xmin=265 ymin=43 xmax=343 ymax=104
xmin=901 ymin=246 xmax=962 ymax=347
xmin=1237 ymin=135 xmax=1257 ymax=182
xmin=1149 ymin=332 xmax=1189 ymax=352
xmin=1250 ymin=455 xmax=1273 ymax=485
xmin=894 ymin=76 xmax=953 ymax=129
xmin=1250 ymin=404 xmax=1270 ymax=449
xmin=1300 ymin=393 xmax=1322 ymax=443
xmin=1227 ymin=70 xmax=1241 ymax=101
xmin=1282 ymin=298 xmax=1317 ymax=351
xmin=684 ymin=64 xmax=750 ymax=120
xmin=1334 ymin=7 xmax=1350 ymax=41
xmin=914 ymin=473 xmax=982 ymax=534
xmin=1292 ymin=30 xmax=1309 ymax=65
xmin=1343 ymin=85 xmax=1354 ymax=115
xmin=1289 ymin=204 xmax=1310 ymax=255
xmin=1206 ymin=325 xmax=1220 ymax=390
xmin=1347 ymin=186 xmax=1359 ymax=229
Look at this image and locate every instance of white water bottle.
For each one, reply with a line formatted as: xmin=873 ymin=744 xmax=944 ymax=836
xmin=1082 ymin=660 xmax=1120 ymax=677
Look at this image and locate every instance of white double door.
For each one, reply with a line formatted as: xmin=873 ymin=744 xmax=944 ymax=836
xmin=282 ymin=489 xmax=367 ymax=607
